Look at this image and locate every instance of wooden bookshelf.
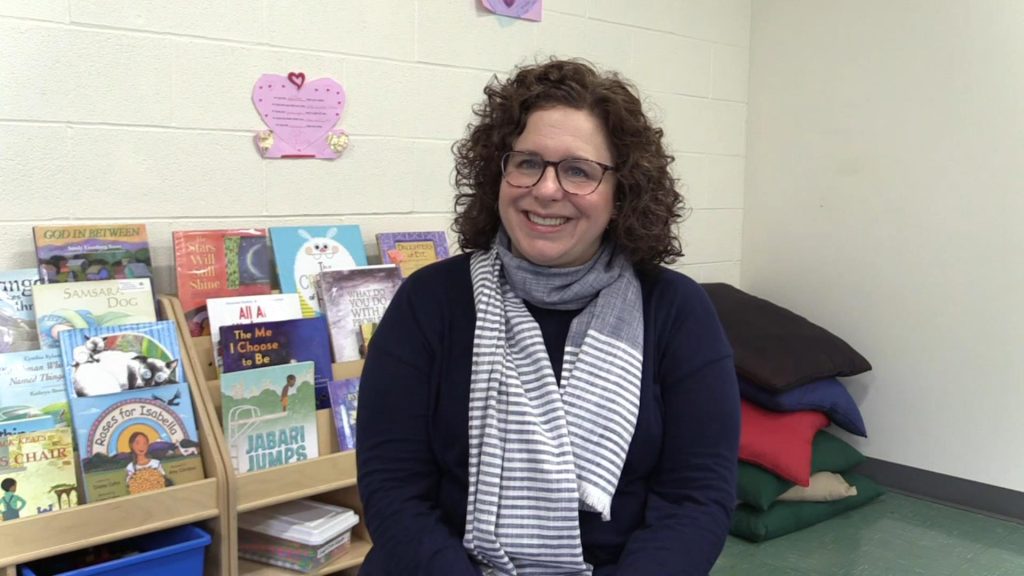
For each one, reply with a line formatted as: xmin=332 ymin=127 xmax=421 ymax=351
xmin=0 ymin=297 xmax=232 ymax=576
xmin=164 ymin=296 xmax=372 ymax=575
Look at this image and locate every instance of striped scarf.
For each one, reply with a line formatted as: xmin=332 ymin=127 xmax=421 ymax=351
xmin=464 ymin=233 xmax=644 ymax=576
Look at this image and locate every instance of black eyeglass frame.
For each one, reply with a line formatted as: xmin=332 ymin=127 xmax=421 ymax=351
xmin=500 ymin=150 xmax=617 ymax=196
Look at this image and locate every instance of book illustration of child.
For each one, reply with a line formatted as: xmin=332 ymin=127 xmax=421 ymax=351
xmin=125 ymin=432 xmax=168 ymax=495
xmin=281 ymin=374 xmax=296 ymax=413
xmin=1 ymin=478 xmax=26 ymax=521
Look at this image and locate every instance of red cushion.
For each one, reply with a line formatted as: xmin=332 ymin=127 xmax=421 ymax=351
xmin=739 ymin=400 xmax=829 ymax=487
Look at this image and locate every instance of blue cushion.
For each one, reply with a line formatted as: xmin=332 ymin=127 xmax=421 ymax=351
xmin=738 ymin=375 xmax=867 ymax=437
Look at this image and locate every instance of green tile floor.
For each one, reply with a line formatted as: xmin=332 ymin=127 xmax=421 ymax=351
xmin=712 ymin=493 xmax=1024 ymax=575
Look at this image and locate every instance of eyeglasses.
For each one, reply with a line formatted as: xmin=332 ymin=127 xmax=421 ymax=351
xmin=500 ymin=151 xmax=616 ymax=196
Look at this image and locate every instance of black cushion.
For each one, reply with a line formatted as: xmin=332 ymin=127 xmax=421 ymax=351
xmin=702 ymin=283 xmax=871 ymax=390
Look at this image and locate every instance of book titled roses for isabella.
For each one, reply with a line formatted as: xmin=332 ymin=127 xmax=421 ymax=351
xmin=58 ymin=321 xmax=205 ymax=503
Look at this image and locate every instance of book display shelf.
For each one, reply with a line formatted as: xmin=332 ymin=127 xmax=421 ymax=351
xmin=163 ymin=296 xmax=371 ymax=576
xmin=0 ymin=297 xmax=232 ymax=576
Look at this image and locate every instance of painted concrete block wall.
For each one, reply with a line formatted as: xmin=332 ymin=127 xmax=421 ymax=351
xmin=745 ymin=0 xmax=1024 ymax=491
xmin=0 ymin=0 xmax=749 ymax=294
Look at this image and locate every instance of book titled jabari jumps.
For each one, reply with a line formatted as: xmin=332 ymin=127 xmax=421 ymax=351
xmin=58 ymin=321 xmax=205 ymax=503
xmin=220 ymin=361 xmax=318 ymax=474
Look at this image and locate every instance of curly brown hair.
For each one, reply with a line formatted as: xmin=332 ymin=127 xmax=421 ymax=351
xmin=452 ymin=58 xmax=685 ymax=268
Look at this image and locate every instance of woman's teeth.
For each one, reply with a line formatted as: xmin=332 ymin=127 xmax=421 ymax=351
xmin=528 ymin=213 xmax=567 ymax=226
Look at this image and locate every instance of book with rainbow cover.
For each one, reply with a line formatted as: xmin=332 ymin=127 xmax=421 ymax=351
xmin=58 ymin=321 xmax=205 ymax=503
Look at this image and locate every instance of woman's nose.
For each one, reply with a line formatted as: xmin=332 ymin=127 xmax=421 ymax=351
xmin=532 ymin=164 xmax=565 ymax=200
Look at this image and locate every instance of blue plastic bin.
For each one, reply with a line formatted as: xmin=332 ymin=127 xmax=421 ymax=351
xmin=22 ymin=525 xmax=211 ymax=576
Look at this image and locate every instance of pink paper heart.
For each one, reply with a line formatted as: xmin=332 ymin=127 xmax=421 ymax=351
xmin=484 ymin=0 xmax=541 ymax=20
xmin=253 ymin=74 xmax=345 ymax=152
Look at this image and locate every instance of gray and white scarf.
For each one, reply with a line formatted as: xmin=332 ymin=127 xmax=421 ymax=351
xmin=463 ymin=231 xmax=644 ymax=576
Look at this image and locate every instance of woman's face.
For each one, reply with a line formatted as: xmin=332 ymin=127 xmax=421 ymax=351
xmin=498 ymin=106 xmax=616 ymax=268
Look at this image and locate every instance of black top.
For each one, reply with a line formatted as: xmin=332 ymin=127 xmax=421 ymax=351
xmin=357 ymin=254 xmax=740 ymax=575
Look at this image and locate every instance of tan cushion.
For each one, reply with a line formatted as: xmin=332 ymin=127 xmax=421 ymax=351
xmin=778 ymin=471 xmax=858 ymax=503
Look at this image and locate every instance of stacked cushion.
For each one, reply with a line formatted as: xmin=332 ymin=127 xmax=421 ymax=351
xmin=702 ymin=283 xmax=882 ymax=542
xmin=739 ymin=400 xmax=828 ymax=486
xmin=731 ymin=474 xmax=884 ymax=542
xmin=737 ymin=431 xmax=866 ymax=511
xmin=703 ymin=283 xmax=872 ymax=390
xmin=737 ymin=375 xmax=867 ymax=437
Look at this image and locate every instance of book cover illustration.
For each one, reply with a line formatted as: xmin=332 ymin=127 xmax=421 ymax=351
xmin=0 ymin=268 xmax=43 ymax=352
xmin=327 ymin=378 xmax=359 ymax=452
xmin=269 ymin=225 xmax=368 ymax=317
xmin=58 ymin=321 xmax=205 ymax=503
xmin=376 ymin=231 xmax=450 ymax=278
xmin=0 ymin=427 xmax=78 ymax=520
xmin=220 ymin=361 xmax=319 ymax=474
xmin=206 ymin=293 xmax=302 ymax=370
xmin=0 ymin=349 xmax=71 ymax=429
xmin=33 ymin=278 xmax=157 ymax=350
xmin=34 ymin=223 xmax=152 ymax=284
xmin=317 ymin=265 xmax=402 ymax=362
xmin=219 ymin=316 xmax=334 ymax=410
xmin=173 ymin=228 xmax=274 ymax=337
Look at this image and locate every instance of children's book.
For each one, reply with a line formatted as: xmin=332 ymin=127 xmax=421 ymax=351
xmin=33 ymin=278 xmax=157 ymax=350
xmin=220 ymin=361 xmax=319 ymax=474
xmin=34 ymin=223 xmax=152 ymax=284
xmin=219 ymin=316 xmax=333 ymax=410
xmin=0 ymin=349 xmax=71 ymax=428
xmin=0 ymin=415 xmax=60 ymax=437
xmin=0 ymin=268 xmax=43 ymax=352
xmin=317 ymin=265 xmax=402 ymax=362
xmin=376 ymin=231 xmax=450 ymax=279
xmin=326 ymin=378 xmax=359 ymax=452
xmin=0 ymin=427 xmax=78 ymax=520
xmin=173 ymin=229 xmax=274 ymax=337
xmin=269 ymin=225 xmax=368 ymax=317
xmin=58 ymin=321 xmax=205 ymax=503
xmin=206 ymin=293 xmax=302 ymax=370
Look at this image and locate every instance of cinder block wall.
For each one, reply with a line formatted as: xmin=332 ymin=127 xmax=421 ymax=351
xmin=0 ymin=0 xmax=750 ymax=294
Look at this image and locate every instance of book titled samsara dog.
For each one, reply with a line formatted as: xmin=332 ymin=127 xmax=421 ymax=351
xmin=58 ymin=321 xmax=205 ymax=503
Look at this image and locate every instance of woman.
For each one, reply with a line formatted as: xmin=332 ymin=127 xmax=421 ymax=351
xmin=357 ymin=59 xmax=739 ymax=576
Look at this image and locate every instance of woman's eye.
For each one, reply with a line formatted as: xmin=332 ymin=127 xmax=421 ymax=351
xmin=517 ymin=158 xmax=542 ymax=170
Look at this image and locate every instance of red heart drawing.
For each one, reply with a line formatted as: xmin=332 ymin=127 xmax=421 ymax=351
xmin=503 ymin=0 xmax=516 ymax=6
xmin=287 ymin=72 xmax=305 ymax=89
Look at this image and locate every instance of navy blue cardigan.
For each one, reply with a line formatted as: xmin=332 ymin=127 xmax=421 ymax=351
xmin=356 ymin=254 xmax=739 ymax=575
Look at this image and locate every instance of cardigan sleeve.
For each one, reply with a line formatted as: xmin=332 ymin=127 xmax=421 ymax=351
xmin=356 ymin=276 xmax=482 ymax=576
xmin=612 ymin=279 xmax=741 ymax=576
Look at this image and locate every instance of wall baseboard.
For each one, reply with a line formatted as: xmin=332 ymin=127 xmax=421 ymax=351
xmin=855 ymin=458 xmax=1024 ymax=524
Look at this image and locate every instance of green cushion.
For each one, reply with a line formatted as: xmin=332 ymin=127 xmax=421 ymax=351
xmin=737 ymin=431 xmax=866 ymax=510
xmin=730 ymin=473 xmax=884 ymax=542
